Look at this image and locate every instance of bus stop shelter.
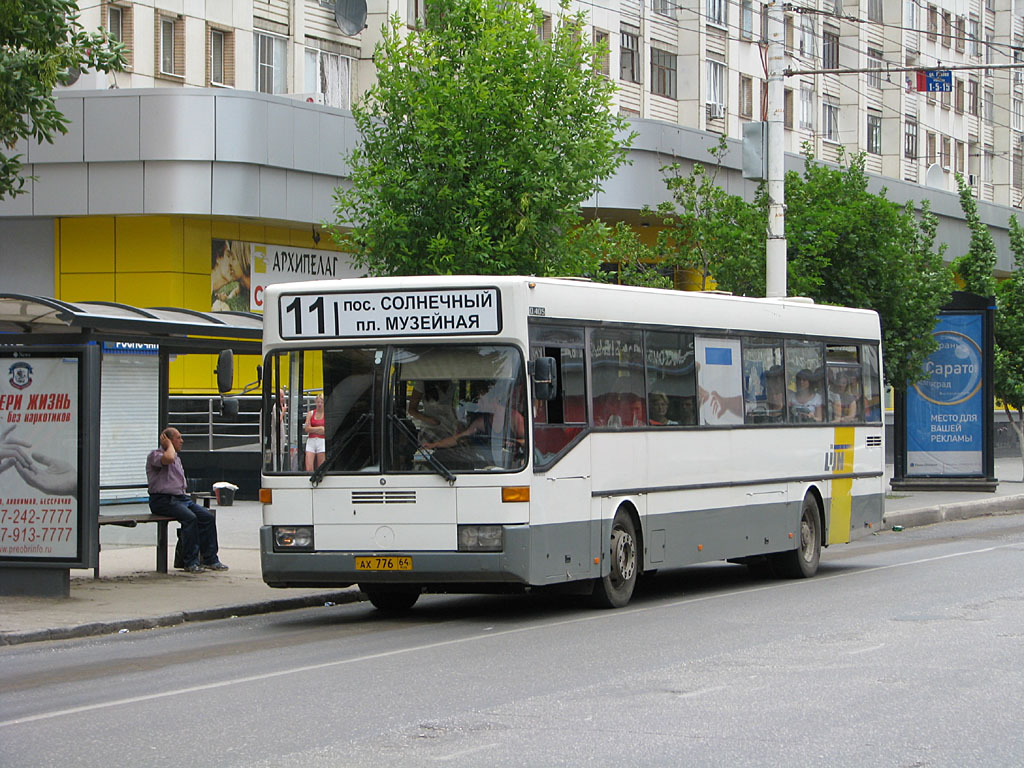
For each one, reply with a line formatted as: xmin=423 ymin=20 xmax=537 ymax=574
xmin=0 ymin=294 xmax=262 ymax=597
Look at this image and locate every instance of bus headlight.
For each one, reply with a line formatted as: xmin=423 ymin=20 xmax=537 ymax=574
xmin=458 ymin=525 xmax=503 ymax=552
xmin=273 ymin=526 xmax=314 ymax=551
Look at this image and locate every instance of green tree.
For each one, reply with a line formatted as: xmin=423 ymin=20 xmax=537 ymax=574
xmin=646 ymin=134 xmax=766 ymax=292
xmin=330 ymin=0 xmax=632 ymax=276
xmin=995 ymin=216 xmax=1024 ymax=476
xmin=1 ymin=0 xmax=125 ymax=199
xmin=663 ymin=148 xmax=952 ymax=389
xmin=952 ymin=173 xmax=998 ymax=297
xmin=782 ymin=151 xmax=952 ymax=388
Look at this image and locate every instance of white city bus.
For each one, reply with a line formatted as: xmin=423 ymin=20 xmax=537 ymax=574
xmin=259 ymin=276 xmax=885 ymax=610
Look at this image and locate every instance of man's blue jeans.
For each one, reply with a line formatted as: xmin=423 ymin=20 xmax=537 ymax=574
xmin=148 ymin=493 xmax=219 ymax=568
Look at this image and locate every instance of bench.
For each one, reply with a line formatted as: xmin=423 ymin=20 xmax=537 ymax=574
xmin=95 ymin=493 xmax=216 ymax=578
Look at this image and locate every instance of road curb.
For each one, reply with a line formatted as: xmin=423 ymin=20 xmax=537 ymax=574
xmin=883 ymin=493 xmax=1024 ymax=530
xmin=0 ymin=590 xmax=363 ymax=647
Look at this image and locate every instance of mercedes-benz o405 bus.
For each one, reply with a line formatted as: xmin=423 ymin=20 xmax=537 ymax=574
xmin=259 ymin=276 xmax=885 ymax=610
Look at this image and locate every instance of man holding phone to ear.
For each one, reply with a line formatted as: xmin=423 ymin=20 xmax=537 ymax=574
xmin=146 ymin=427 xmax=228 ymax=574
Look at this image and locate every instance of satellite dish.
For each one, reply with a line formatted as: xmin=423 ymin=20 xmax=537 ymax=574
xmin=924 ymin=162 xmax=946 ymax=190
xmin=335 ymin=0 xmax=367 ymax=36
xmin=60 ymin=67 xmax=82 ymax=87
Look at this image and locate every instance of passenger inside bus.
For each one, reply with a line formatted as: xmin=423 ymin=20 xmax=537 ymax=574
xmin=421 ymin=383 xmax=526 ymax=467
xmin=647 ymin=392 xmax=678 ymax=426
xmin=407 ymin=380 xmax=459 ymax=443
xmin=788 ymin=369 xmax=824 ymax=422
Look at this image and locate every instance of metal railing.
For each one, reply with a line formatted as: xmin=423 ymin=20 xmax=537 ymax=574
xmin=168 ymin=394 xmax=262 ymax=452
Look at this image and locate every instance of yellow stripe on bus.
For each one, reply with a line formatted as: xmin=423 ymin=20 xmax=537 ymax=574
xmin=829 ymin=427 xmax=855 ymax=545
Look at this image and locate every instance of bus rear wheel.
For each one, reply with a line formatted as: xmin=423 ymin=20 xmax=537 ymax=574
xmin=360 ymin=585 xmax=421 ymax=612
xmin=773 ymin=495 xmax=821 ymax=579
xmin=591 ymin=510 xmax=638 ymax=608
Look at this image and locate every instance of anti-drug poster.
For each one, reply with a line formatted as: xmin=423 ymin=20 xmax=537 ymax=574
xmin=0 ymin=356 xmax=80 ymax=559
xmin=906 ymin=314 xmax=984 ymax=476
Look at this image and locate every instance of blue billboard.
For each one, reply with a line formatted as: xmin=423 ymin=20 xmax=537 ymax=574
xmin=906 ymin=313 xmax=984 ymax=476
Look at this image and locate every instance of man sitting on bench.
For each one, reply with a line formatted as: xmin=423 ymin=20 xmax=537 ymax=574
xmin=146 ymin=427 xmax=228 ymax=574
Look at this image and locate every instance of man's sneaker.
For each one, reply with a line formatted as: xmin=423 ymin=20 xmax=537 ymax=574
xmin=203 ymin=560 xmax=229 ymax=571
xmin=184 ymin=563 xmax=205 ymax=573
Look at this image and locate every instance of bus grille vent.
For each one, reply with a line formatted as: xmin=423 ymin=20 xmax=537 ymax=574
xmin=865 ymin=436 xmax=882 ymax=447
xmin=351 ymin=490 xmax=417 ymax=505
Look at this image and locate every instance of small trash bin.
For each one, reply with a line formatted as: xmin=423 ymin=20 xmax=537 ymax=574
xmin=213 ymin=482 xmax=238 ymax=506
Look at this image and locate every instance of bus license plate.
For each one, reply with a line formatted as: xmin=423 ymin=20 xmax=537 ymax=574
xmin=355 ymin=556 xmax=413 ymax=571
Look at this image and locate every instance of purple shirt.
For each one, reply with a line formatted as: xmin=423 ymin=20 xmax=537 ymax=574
xmin=147 ymin=448 xmax=187 ymax=495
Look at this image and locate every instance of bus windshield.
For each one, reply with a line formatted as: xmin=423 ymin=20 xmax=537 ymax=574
xmin=263 ymin=344 xmax=528 ymax=476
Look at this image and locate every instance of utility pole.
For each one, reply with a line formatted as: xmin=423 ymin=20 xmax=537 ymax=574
xmin=765 ymin=1 xmax=786 ymax=298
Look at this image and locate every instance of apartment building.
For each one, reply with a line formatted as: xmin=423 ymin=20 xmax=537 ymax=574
xmin=3 ymin=0 xmax=1022 ymax=320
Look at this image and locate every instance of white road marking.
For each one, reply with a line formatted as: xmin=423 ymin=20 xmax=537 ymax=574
xmin=0 ymin=542 xmax=1014 ymax=729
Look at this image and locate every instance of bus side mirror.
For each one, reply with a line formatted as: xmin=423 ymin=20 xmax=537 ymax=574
xmin=533 ymin=357 xmax=558 ymax=401
xmin=220 ymin=397 xmax=239 ymax=419
xmin=216 ymin=349 xmax=234 ymax=394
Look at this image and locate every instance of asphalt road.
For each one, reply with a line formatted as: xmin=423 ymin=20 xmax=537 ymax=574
xmin=2 ymin=515 xmax=1023 ymax=768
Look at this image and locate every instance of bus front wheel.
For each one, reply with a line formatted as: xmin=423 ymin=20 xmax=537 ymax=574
xmin=361 ymin=585 xmax=421 ymax=612
xmin=773 ymin=495 xmax=821 ymax=578
xmin=591 ymin=510 xmax=638 ymax=608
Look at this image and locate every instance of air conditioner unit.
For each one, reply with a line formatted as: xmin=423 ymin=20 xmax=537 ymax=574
xmin=968 ymin=173 xmax=978 ymax=186
xmin=706 ymin=102 xmax=726 ymax=120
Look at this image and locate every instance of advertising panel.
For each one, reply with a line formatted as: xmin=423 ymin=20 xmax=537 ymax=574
xmin=0 ymin=354 xmax=81 ymax=560
xmin=211 ymin=240 xmax=361 ymax=313
xmin=906 ymin=313 xmax=984 ymax=476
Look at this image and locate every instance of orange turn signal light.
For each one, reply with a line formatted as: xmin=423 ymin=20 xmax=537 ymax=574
xmin=501 ymin=486 xmax=530 ymax=503
xmin=259 ymin=488 xmax=273 ymax=504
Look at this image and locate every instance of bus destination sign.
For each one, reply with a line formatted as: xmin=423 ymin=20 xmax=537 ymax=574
xmin=278 ymin=288 xmax=501 ymax=339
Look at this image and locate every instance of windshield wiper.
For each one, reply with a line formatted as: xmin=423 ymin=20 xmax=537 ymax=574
xmin=310 ymin=411 xmax=372 ymax=487
xmin=388 ymin=413 xmax=456 ymax=485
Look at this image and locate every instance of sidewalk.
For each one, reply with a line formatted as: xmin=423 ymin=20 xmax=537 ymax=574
xmin=2 ymin=461 xmax=1024 ymax=647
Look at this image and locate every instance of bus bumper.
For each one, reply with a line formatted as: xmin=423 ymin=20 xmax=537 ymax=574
xmin=259 ymin=525 xmax=533 ymax=588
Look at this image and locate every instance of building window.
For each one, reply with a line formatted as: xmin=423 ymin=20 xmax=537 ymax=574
xmin=941 ymin=11 xmax=952 ymax=48
xmin=955 ymin=16 xmax=965 ymax=52
xmin=940 ymin=136 xmax=951 ymax=170
xmin=822 ymin=29 xmax=838 ymax=69
xmin=741 ymin=0 xmax=754 ymax=40
xmin=927 ymin=5 xmax=938 ymax=42
xmin=108 ymin=5 xmax=122 ymax=42
xmin=740 ymin=75 xmax=753 ymax=118
xmin=866 ymin=48 xmax=882 ymax=89
xmin=105 ymin=3 xmax=132 ymax=68
xmin=868 ymin=0 xmax=882 ymax=22
xmin=968 ymin=79 xmax=979 ymax=116
xmin=408 ymin=0 xmax=426 ymax=27
xmin=305 ymin=47 xmax=352 ymax=109
xmin=160 ymin=18 xmax=175 ymax=75
xmin=1015 ymin=44 xmax=1023 ymax=84
xmin=905 ymin=118 xmax=918 ymax=160
xmin=652 ymin=48 xmax=678 ymax=99
xmin=156 ymin=16 xmax=183 ymax=78
xmin=905 ymin=0 xmax=917 ymax=30
xmin=210 ymin=30 xmax=225 ymax=85
xmin=256 ymin=32 xmax=287 ymax=94
xmin=984 ymin=88 xmax=994 ymax=122
xmin=983 ymin=147 xmax=993 ymax=182
xmin=594 ymin=30 xmax=610 ymax=77
xmin=955 ymin=141 xmax=965 ymax=175
xmin=707 ymin=0 xmax=726 ymax=27
xmin=867 ymin=113 xmax=882 ymax=154
xmin=799 ymin=16 xmax=814 ymax=59
xmin=620 ymin=26 xmax=640 ymax=84
xmin=969 ymin=17 xmax=980 ymax=56
xmin=940 ymin=87 xmax=950 ymax=109
xmin=535 ymin=15 xmax=552 ymax=41
xmin=1014 ymin=99 xmax=1023 ymax=133
xmin=954 ymin=78 xmax=964 ymax=113
xmin=823 ymin=100 xmax=839 ymax=142
xmin=653 ymin=0 xmax=676 ymax=20
xmin=799 ymin=85 xmax=814 ymax=130
xmin=705 ymin=59 xmax=725 ymax=110
xmin=926 ymin=132 xmax=936 ymax=165
xmin=761 ymin=2 xmax=769 ymax=41
xmin=207 ymin=28 xmax=235 ymax=88
xmin=1014 ymin=147 xmax=1023 ymax=191
xmin=784 ymin=88 xmax=793 ymax=129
